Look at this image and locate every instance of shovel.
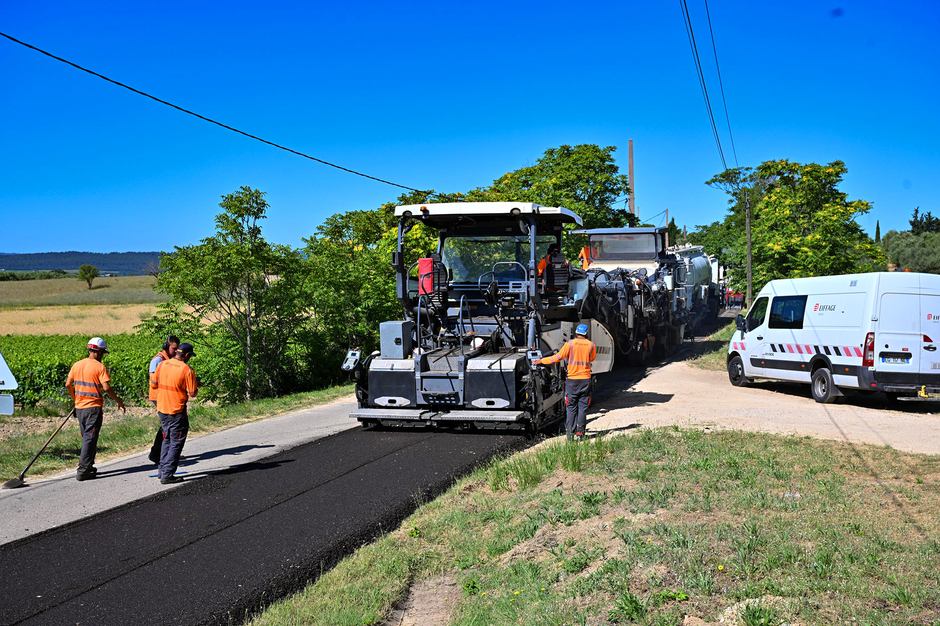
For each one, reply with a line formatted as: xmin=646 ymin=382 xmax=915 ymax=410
xmin=3 ymin=409 xmax=75 ymax=489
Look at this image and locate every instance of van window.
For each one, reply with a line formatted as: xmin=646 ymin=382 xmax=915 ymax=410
xmin=746 ymin=297 xmax=768 ymax=331
xmin=769 ymin=295 xmax=808 ymax=330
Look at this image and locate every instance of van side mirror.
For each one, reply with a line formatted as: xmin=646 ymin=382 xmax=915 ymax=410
xmin=735 ymin=314 xmax=745 ymax=331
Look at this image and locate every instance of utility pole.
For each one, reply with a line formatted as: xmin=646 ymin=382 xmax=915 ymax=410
xmin=665 ymin=208 xmax=669 ymax=247
xmin=745 ymin=190 xmax=752 ymax=309
xmin=628 ymin=140 xmax=635 ymax=216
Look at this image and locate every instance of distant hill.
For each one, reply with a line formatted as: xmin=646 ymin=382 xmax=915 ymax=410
xmin=0 ymin=252 xmax=162 ymax=275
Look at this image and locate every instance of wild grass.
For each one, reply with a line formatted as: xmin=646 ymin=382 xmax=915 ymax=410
xmin=247 ymin=428 xmax=940 ymax=626
xmin=688 ymin=319 xmax=737 ymax=371
xmin=0 ymin=385 xmax=353 ymax=480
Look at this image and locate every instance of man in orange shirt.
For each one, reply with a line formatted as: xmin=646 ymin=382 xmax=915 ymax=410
xmin=538 ymin=323 xmax=597 ymax=441
xmin=151 ymin=342 xmax=199 ymax=484
xmin=66 ymin=337 xmax=127 ymax=481
xmin=147 ymin=335 xmax=180 ymax=465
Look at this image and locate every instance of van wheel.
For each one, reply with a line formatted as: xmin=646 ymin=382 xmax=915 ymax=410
xmin=811 ymin=368 xmax=837 ymax=403
xmin=728 ymin=356 xmax=749 ymax=387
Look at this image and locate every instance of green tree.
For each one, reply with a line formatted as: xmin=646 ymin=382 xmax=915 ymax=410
xmin=464 ymin=144 xmax=636 ymax=257
xmin=690 ymin=166 xmax=768 ymax=267
xmin=150 ymin=186 xmax=312 ymax=401
xmin=744 ymin=160 xmax=884 ymax=291
xmin=301 ymin=189 xmax=456 ymax=374
xmin=910 ymin=207 xmax=940 ymax=235
xmin=667 ymin=217 xmax=680 ymax=246
xmin=77 ymin=264 xmax=99 ymax=289
xmin=881 ymin=230 xmax=940 ymax=274
xmin=875 ymin=220 xmax=881 ymax=243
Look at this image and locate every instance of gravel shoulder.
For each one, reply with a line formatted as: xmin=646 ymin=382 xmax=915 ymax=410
xmin=588 ymin=359 xmax=940 ymax=456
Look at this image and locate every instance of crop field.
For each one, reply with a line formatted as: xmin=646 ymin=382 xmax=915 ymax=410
xmin=0 ymin=275 xmax=166 ymax=307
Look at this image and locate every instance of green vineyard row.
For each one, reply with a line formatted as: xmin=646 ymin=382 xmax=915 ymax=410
xmin=0 ymin=334 xmax=162 ymax=406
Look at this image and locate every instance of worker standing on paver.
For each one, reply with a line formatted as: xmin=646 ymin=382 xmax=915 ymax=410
xmin=537 ymin=243 xmax=560 ymax=277
xmin=65 ymin=337 xmax=127 ymax=481
xmin=151 ymin=342 xmax=198 ymax=484
xmin=147 ymin=335 xmax=180 ymax=464
xmin=538 ymin=323 xmax=597 ymax=441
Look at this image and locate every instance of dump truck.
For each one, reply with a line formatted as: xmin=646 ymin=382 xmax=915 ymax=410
xmin=341 ymin=202 xmax=615 ymax=431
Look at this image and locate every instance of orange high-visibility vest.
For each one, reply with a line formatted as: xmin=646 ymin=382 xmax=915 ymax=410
xmin=541 ymin=337 xmax=597 ymax=380
xmin=67 ymin=358 xmax=110 ymax=408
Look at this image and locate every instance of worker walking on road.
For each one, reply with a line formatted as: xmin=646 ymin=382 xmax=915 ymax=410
xmin=147 ymin=335 xmax=180 ymax=464
xmin=66 ymin=337 xmax=127 ymax=481
xmin=538 ymin=323 xmax=597 ymax=441
xmin=151 ymin=342 xmax=199 ymax=484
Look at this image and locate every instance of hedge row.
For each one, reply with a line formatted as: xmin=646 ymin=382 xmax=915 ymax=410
xmin=0 ymin=334 xmax=164 ymax=406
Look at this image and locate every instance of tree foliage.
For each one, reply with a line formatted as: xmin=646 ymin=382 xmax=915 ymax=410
xmin=688 ymin=166 xmax=767 ymax=267
xmin=881 ymin=230 xmax=940 ymax=274
xmin=464 ymin=144 xmax=636 ymax=257
xmin=746 ymin=160 xmax=884 ymax=288
xmin=909 ymin=207 xmax=940 ymax=235
xmin=693 ymin=160 xmax=883 ymax=293
xmin=77 ymin=264 xmax=99 ymax=289
xmin=149 ymin=187 xmax=312 ymax=401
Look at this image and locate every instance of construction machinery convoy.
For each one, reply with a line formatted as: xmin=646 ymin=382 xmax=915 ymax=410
xmin=342 ymin=202 xmax=720 ymax=431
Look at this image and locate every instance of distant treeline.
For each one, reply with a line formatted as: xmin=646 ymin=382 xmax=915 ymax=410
xmin=0 ymin=252 xmax=161 ymax=275
xmin=0 ymin=270 xmax=69 ymax=281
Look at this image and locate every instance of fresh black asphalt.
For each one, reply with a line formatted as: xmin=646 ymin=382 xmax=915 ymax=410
xmin=0 ymin=427 xmax=528 ymax=626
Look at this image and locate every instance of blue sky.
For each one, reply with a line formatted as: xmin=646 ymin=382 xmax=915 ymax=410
xmin=2 ymin=0 xmax=938 ymax=253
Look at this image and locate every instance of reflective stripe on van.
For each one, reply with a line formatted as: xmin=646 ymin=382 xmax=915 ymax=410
xmin=768 ymin=344 xmax=863 ymax=358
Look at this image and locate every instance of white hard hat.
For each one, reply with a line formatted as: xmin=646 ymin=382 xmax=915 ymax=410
xmin=87 ymin=337 xmax=110 ymax=353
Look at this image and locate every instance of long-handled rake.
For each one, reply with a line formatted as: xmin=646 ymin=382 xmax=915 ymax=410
xmin=3 ymin=409 xmax=76 ymax=489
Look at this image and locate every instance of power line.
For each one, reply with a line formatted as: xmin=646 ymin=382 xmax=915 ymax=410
xmin=678 ymin=0 xmax=727 ymax=171
xmin=0 ymin=31 xmax=428 ymax=194
xmin=704 ymin=0 xmax=738 ymax=167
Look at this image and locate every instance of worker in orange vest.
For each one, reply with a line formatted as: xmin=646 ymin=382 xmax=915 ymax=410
xmin=537 ymin=243 xmax=560 ymax=277
xmin=151 ymin=343 xmax=199 ymax=484
xmin=538 ymin=323 xmax=597 ymax=441
xmin=147 ymin=335 xmax=180 ymax=465
xmin=66 ymin=337 xmax=127 ymax=481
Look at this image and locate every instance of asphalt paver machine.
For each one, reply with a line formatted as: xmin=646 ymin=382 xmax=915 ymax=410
xmin=341 ymin=202 xmax=613 ymax=431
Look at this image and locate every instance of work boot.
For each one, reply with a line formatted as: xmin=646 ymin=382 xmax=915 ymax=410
xmin=76 ymin=471 xmax=96 ymax=481
xmin=160 ymin=476 xmax=184 ymax=485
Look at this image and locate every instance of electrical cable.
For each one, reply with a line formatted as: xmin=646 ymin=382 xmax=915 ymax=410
xmin=0 ymin=31 xmax=429 ymax=194
xmin=704 ymin=0 xmax=738 ymax=167
xmin=678 ymin=0 xmax=727 ymax=171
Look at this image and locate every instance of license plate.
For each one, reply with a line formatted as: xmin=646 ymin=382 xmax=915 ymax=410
xmin=882 ymin=357 xmax=909 ymax=364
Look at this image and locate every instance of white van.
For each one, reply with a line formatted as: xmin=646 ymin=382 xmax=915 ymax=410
xmin=726 ymin=272 xmax=940 ymax=403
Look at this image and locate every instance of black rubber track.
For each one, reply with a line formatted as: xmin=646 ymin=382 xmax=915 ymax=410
xmin=0 ymin=427 xmax=528 ymax=626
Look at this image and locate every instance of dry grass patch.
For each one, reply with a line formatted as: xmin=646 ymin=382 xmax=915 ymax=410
xmin=0 ymin=304 xmax=160 ymax=335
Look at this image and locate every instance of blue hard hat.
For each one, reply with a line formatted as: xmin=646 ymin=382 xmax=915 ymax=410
xmin=576 ymin=323 xmax=589 ymax=335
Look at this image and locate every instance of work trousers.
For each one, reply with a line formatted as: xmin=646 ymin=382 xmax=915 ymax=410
xmin=158 ymin=410 xmax=189 ymax=480
xmin=76 ymin=406 xmax=104 ymax=473
xmin=565 ymin=377 xmax=592 ymax=435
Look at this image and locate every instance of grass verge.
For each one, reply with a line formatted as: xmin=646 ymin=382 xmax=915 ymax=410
xmin=248 ymin=428 xmax=940 ymax=626
xmin=688 ymin=318 xmax=737 ymax=372
xmin=0 ymin=385 xmax=353 ymax=481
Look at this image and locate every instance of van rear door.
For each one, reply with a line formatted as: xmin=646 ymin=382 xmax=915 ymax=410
xmin=876 ymin=292 xmax=921 ymax=385
xmin=921 ymin=293 xmax=940 ymax=385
